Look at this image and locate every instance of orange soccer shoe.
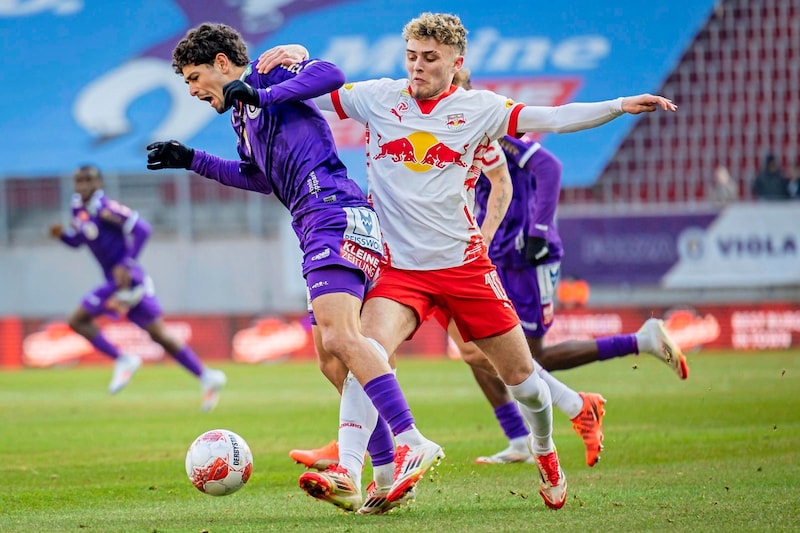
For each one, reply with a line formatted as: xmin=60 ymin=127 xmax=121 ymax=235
xmin=570 ymin=392 xmax=607 ymax=467
xmin=289 ymin=440 xmax=339 ymax=471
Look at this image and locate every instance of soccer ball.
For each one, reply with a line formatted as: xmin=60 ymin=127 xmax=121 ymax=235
xmin=185 ymin=429 xmax=253 ymax=496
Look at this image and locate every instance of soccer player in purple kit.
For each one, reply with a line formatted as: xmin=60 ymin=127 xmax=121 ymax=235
xmin=49 ymin=165 xmax=227 ymax=411
xmin=452 ymin=137 xmax=688 ymax=467
xmin=145 ymin=22 xmax=442 ymax=512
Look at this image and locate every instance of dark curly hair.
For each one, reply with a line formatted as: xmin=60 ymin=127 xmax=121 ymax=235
xmin=172 ymin=23 xmax=250 ymax=74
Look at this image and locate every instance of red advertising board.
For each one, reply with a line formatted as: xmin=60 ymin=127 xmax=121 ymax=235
xmin=1 ymin=303 xmax=797 ymax=369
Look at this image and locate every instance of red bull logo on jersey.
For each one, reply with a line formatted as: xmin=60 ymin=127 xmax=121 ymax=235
xmin=373 ymin=134 xmax=417 ymax=163
xmin=373 ymin=131 xmax=470 ymax=172
xmin=446 ymin=113 xmax=466 ymax=130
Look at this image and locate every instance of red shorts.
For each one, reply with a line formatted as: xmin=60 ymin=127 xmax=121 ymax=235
xmin=366 ymin=254 xmax=519 ymax=342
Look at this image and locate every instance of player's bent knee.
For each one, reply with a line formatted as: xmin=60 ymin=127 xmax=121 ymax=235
xmin=317 ymin=328 xmax=359 ymax=362
xmin=462 ymin=352 xmax=497 ymax=376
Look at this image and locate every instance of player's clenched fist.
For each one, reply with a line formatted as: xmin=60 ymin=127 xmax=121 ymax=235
xmin=48 ymin=223 xmax=63 ymax=239
xmin=222 ymin=80 xmax=261 ymax=110
xmin=146 ymin=140 xmax=194 ymax=170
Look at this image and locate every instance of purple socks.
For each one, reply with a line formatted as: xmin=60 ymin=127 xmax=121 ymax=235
xmin=597 ymin=334 xmax=638 ymax=361
xmin=363 ymin=373 xmax=415 ymax=436
xmin=494 ymin=401 xmax=529 ymax=440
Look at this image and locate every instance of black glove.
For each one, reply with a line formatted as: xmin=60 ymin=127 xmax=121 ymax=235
xmin=525 ymin=236 xmax=550 ymax=265
xmin=146 ymin=140 xmax=194 ymax=170
xmin=222 ymin=80 xmax=260 ymax=110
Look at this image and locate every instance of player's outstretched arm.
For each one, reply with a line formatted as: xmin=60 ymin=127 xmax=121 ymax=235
xmin=621 ymin=93 xmax=677 ymax=114
xmin=126 ymin=217 xmax=152 ymax=259
xmin=516 ymin=93 xmax=676 ymax=135
xmin=253 ymin=44 xmax=342 ymax=114
xmin=256 ymin=44 xmax=309 ymax=74
xmin=224 ymin=59 xmax=344 ymax=111
xmin=50 ymin=222 xmax=83 ymax=247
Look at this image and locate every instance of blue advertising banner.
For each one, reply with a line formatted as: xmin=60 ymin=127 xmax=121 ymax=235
xmin=557 ymin=212 xmax=718 ymax=283
xmin=1 ymin=0 xmax=715 ymax=186
xmin=558 ymin=204 xmax=800 ymax=287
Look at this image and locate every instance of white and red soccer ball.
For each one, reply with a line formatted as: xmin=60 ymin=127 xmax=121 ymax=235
xmin=185 ymin=429 xmax=253 ymax=496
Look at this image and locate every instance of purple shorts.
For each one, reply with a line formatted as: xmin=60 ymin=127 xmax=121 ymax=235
xmin=305 ymin=266 xmax=368 ymax=326
xmin=294 ymin=205 xmax=383 ymax=313
xmin=496 ymin=260 xmax=561 ymax=339
xmin=81 ymin=277 xmax=162 ymax=329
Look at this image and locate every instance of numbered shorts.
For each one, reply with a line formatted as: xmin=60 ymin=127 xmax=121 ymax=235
xmin=366 ymin=253 xmax=519 ymax=342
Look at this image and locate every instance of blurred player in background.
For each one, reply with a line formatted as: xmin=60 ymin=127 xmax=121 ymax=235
xmin=49 ymin=165 xmax=226 ymax=411
xmin=257 ymin=11 xmax=677 ymax=513
xmin=146 ymin=22 xmax=441 ymax=512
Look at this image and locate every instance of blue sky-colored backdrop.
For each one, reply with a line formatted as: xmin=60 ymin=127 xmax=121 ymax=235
xmin=0 ymin=0 xmax=716 ymax=187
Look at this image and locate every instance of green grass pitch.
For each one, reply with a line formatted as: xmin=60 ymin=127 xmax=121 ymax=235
xmin=1 ymin=350 xmax=799 ymax=532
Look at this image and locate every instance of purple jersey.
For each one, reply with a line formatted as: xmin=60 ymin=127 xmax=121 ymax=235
xmin=60 ymin=190 xmax=149 ymax=282
xmin=475 ymin=137 xmax=564 ymax=269
xmin=190 ymin=60 xmax=370 ymax=220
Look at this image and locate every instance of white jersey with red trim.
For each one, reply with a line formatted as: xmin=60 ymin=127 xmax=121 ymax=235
xmin=328 ymin=78 xmax=523 ymax=270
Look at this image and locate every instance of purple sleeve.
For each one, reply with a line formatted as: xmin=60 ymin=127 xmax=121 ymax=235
xmin=190 ymin=150 xmax=272 ymax=194
xmin=524 ymin=148 xmax=562 ymax=239
xmin=127 ymin=216 xmax=151 ymax=259
xmin=255 ymin=60 xmax=345 ymax=106
xmin=59 ymin=230 xmax=84 ymax=248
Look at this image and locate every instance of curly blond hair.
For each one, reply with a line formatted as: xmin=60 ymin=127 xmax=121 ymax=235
xmin=402 ymin=12 xmax=468 ymax=55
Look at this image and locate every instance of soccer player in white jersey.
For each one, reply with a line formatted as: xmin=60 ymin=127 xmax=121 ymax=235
xmin=259 ymin=13 xmax=676 ymax=512
xmin=286 ymin=143 xmax=514 ymax=515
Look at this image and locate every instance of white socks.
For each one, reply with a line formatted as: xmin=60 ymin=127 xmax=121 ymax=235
xmin=537 ymin=369 xmax=584 ymax=419
xmin=506 ymin=370 xmax=554 ymax=455
xmin=338 ymin=338 xmax=395 ymax=487
xmin=337 ymin=371 xmax=377 ymax=489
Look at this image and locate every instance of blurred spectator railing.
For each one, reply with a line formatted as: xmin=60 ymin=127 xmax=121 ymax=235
xmin=0 ymin=172 xmax=285 ymax=246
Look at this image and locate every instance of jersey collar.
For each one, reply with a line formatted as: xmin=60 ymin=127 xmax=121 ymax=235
xmin=409 ymin=84 xmax=458 ymax=115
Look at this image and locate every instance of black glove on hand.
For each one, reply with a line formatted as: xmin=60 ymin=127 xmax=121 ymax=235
xmin=146 ymin=140 xmax=194 ymax=170
xmin=222 ymin=80 xmax=260 ymax=110
xmin=525 ymin=236 xmax=550 ymax=265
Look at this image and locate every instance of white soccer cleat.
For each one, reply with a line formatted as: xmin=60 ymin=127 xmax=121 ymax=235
xmin=474 ymin=444 xmax=535 ymax=465
xmin=386 ymin=438 xmax=445 ymax=503
xmin=357 ymin=480 xmax=416 ymax=515
xmin=200 ymin=369 xmax=227 ymax=412
xmin=108 ymin=353 xmax=142 ymax=394
xmin=529 ymin=440 xmax=567 ymax=510
xmin=636 ymin=318 xmax=689 ymax=380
